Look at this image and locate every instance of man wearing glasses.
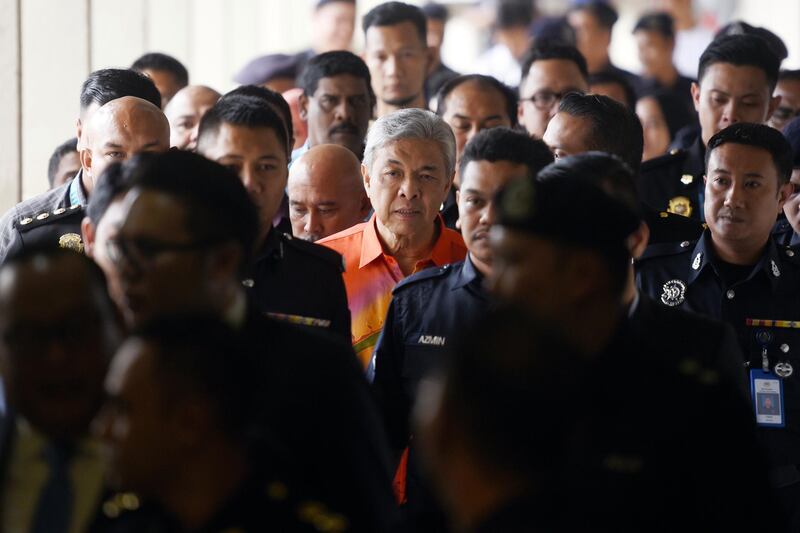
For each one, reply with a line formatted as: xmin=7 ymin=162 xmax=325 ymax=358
xmin=517 ymin=43 xmax=589 ymax=139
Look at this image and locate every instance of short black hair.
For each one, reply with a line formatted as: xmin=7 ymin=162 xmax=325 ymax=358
xmin=459 ymin=127 xmax=552 ymax=178
xmin=47 ymin=138 xmax=78 ymax=187
xmin=588 ymin=71 xmax=637 ymax=110
xmin=633 ymin=12 xmax=674 ymax=39
xmin=557 ymin=92 xmax=644 ymax=174
xmin=421 ymin=2 xmax=448 ymax=21
xmin=698 ymin=34 xmax=781 ymax=93
xmin=441 ymin=306 xmax=584 ymax=479
xmin=520 ymin=43 xmax=589 ymax=87
xmin=706 ymin=123 xmax=792 ymax=185
xmin=223 ymin=86 xmax=294 ymax=149
xmin=132 ymin=314 xmax=266 ymax=446
xmin=199 ymin=95 xmax=290 ymax=157
xmin=436 ymin=75 xmax=518 ymax=128
xmin=715 ymin=21 xmax=788 ymax=62
xmin=86 ymin=161 xmax=132 ymax=225
xmin=362 ymin=1 xmax=427 ymax=45
xmin=299 ymin=51 xmax=375 ymax=105
xmin=80 ymin=68 xmax=162 ymax=111
xmin=570 ymin=1 xmax=618 ymax=30
xmin=123 ymin=150 xmax=259 ymax=267
xmin=131 ymin=52 xmax=189 ymax=88
xmin=495 ymin=0 xmax=533 ymax=30
xmin=779 ymin=69 xmax=800 ymax=83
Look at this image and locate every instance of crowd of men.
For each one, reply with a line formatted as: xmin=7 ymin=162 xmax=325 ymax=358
xmin=7 ymin=0 xmax=800 ymax=531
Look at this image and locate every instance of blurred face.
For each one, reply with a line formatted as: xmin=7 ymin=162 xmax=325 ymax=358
xmin=86 ymin=197 xmax=127 ymax=316
xmin=590 ymin=81 xmax=629 ymax=109
xmin=364 ymin=21 xmax=430 ymax=109
xmin=142 ymin=68 xmax=183 ymax=108
xmin=442 ymin=81 xmax=512 ymax=186
xmin=300 ymin=75 xmax=372 ymax=156
xmin=567 ymin=9 xmax=610 ymax=70
xmin=635 ymin=30 xmax=674 ymax=77
xmin=313 ymin=1 xmax=356 ymax=52
xmin=0 ymin=262 xmax=115 ymax=441
xmin=542 ymin=112 xmax=591 ymax=160
xmin=110 ymin=189 xmax=215 ymax=327
xmin=53 ymin=151 xmax=81 ymax=188
xmin=769 ymin=78 xmax=800 ymax=131
xmin=97 ymin=340 xmax=176 ymax=494
xmin=704 ymin=142 xmax=790 ymax=250
xmin=364 ymin=138 xmax=452 ymax=240
xmin=693 ymin=63 xmax=779 ymax=146
xmin=636 ymin=96 xmax=671 ymax=161
xmin=200 ymin=124 xmax=288 ymax=233
xmin=518 ymin=60 xmax=588 ymax=138
xmin=164 ymin=87 xmax=220 ymax=151
xmin=427 ymin=18 xmax=445 ymax=60
xmin=458 ymin=160 xmax=528 ymax=275
xmin=288 ymin=161 xmax=369 ymax=242
xmin=783 ymin=169 xmax=800 ymax=233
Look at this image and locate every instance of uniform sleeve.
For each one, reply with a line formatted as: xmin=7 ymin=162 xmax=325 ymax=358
xmin=0 ymin=206 xmax=20 ymax=265
xmin=372 ymin=296 xmax=411 ymax=456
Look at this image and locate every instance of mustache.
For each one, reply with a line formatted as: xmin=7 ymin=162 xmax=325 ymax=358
xmin=717 ymin=207 xmax=745 ymax=220
xmin=329 ymin=122 xmax=359 ymax=135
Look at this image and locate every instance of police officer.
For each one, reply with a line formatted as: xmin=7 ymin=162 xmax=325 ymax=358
xmin=541 ymin=91 xmax=703 ymax=244
xmin=371 ymin=128 xmax=552 ymax=531
xmin=639 ymin=34 xmax=781 ymax=220
xmin=197 ymin=95 xmax=351 ymax=341
xmin=91 ymin=315 xmax=349 ymax=533
xmin=489 ymin=159 xmax=782 ymax=530
xmin=0 ymin=69 xmax=163 ymax=264
xmin=636 ymin=122 xmax=800 ymax=528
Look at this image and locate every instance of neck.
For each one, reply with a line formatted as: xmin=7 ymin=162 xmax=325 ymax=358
xmin=587 ymin=54 xmax=611 ymax=74
xmin=159 ymin=442 xmax=248 ymax=531
xmin=712 ymin=235 xmax=768 ymax=266
xmin=375 ymin=217 xmax=438 ymax=276
xmin=673 ymin=10 xmax=695 ymax=31
xmin=469 ymin=253 xmax=492 ymax=279
xmin=496 ymin=28 xmax=530 ymax=61
xmin=653 ymin=65 xmax=679 ymax=86
xmin=377 ymin=93 xmax=427 ymax=118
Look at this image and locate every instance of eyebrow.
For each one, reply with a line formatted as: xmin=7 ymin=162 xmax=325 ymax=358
xmin=452 ymin=113 xmax=504 ymax=121
xmin=103 ymin=142 xmax=123 ymax=149
xmin=711 ymin=167 xmax=766 ymax=179
xmin=461 ymin=188 xmax=486 ymax=195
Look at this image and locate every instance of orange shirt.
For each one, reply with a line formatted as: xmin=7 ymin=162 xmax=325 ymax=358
xmin=319 ymin=214 xmax=467 ymax=368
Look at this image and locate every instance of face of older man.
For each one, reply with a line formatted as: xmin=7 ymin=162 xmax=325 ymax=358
xmin=164 ymin=86 xmax=220 ymax=151
xmin=363 ymin=138 xmax=452 ymax=240
xmin=81 ymin=97 xmax=170 ymax=193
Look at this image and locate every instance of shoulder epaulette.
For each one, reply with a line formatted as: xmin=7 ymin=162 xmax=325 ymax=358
xmin=780 ymin=245 xmax=800 ymax=265
xmin=280 ymin=232 xmax=345 ymax=272
xmin=393 ymin=264 xmax=452 ymax=294
xmin=15 ymin=204 xmax=83 ymax=232
xmin=639 ymin=239 xmax=696 ymax=261
xmin=641 ymin=149 xmax=686 ymax=172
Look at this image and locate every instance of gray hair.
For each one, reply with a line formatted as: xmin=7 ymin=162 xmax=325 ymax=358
xmin=363 ymin=108 xmax=457 ymax=178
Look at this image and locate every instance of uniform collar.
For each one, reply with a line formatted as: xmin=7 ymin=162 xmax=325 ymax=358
xmin=359 ymin=213 xmax=453 ymax=269
xmin=688 ymin=229 xmax=784 ymax=289
xmin=684 ymin=137 xmax=706 ymax=177
xmin=68 ymin=170 xmax=87 ymax=206
xmin=452 ymin=253 xmax=484 ymax=290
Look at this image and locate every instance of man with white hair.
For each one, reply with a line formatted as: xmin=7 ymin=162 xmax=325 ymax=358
xmin=319 ymin=108 xmax=466 ymax=368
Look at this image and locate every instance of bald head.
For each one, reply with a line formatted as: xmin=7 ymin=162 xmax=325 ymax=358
xmin=165 ymin=85 xmax=221 ymax=150
xmin=0 ymin=250 xmax=120 ymax=441
xmin=81 ymin=96 xmax=170 ymax=193
xmin=288 ymin=144 xmax=370 ymax=241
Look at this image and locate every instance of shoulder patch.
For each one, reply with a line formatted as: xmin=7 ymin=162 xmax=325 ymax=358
xmin=641 ymin=150 xmax=686 ymax=172
xmin=393 ymin=264 xmax=451 ymax=294
xmin=15 ymin=204 xmax=84 ymax=233
xmin=638 ymin=239 xmax=695 ymax=262
xmin=280 ymin=233 xmax=345 ymax=272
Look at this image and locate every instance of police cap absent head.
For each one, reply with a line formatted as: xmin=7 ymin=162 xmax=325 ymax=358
xmin=705 ymin=122 xmax=793 ymax=185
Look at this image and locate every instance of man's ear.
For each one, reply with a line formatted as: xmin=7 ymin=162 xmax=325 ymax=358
xmin=80 ymin=148 xmax=92 ymax=176
xmin=298 ymin=93 xmax=310 ymax=121
xmin=767 ymin=94 xmax=782 ymax=124
xmin=778 ymin=180 xmax=793 ymax=210
xmin=359 ymin=191 xmax=372 ymax=218
xmin=425 ymin=46 xmax=437 ymax=76
xmin=76 ymin=118 xmax=83 ymax=150
xmin=691 ymin=82 xmax=701 ymax=113
xmin=81 ymin=217 xmax=96 ymax=257
xmin=361 ymin=163 xmax=372 ymax=196
xmin=208 ymin=241 xmax=243 ymax=286
xmin=627 ymin=222 xmax=651 ymax=260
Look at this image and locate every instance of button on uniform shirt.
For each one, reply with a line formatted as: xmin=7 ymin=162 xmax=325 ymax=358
xmin=636 ymin=231 xmax=800 ymax=472
xmin=2 ymin=418 xmax=105 ymax=533
xmin=318 ymin=214 xmax=467 ymax=368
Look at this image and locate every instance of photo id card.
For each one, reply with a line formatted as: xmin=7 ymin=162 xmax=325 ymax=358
xmin=750 ymin=369 xmax=785 ymax=428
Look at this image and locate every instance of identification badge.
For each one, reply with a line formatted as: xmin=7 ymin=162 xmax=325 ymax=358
xmin=750 ymin=369 xmax=785 ymax=427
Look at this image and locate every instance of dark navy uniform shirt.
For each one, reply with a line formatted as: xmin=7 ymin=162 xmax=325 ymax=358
xmin=636 ymin=230 xmax=800 ymax=469
xmin=773 ymin=217 xmax=800 ymax=248
xmin=372 ymin=254 xmax=488 ymax=452
xmin=244 ymin=229 xmax=351 ymax=341
xmin=638 ymin=137 xmax=705 ymax=220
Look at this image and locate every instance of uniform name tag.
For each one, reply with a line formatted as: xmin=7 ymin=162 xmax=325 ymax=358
xmin=750 ymin=369 xmax=785 ymax=428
